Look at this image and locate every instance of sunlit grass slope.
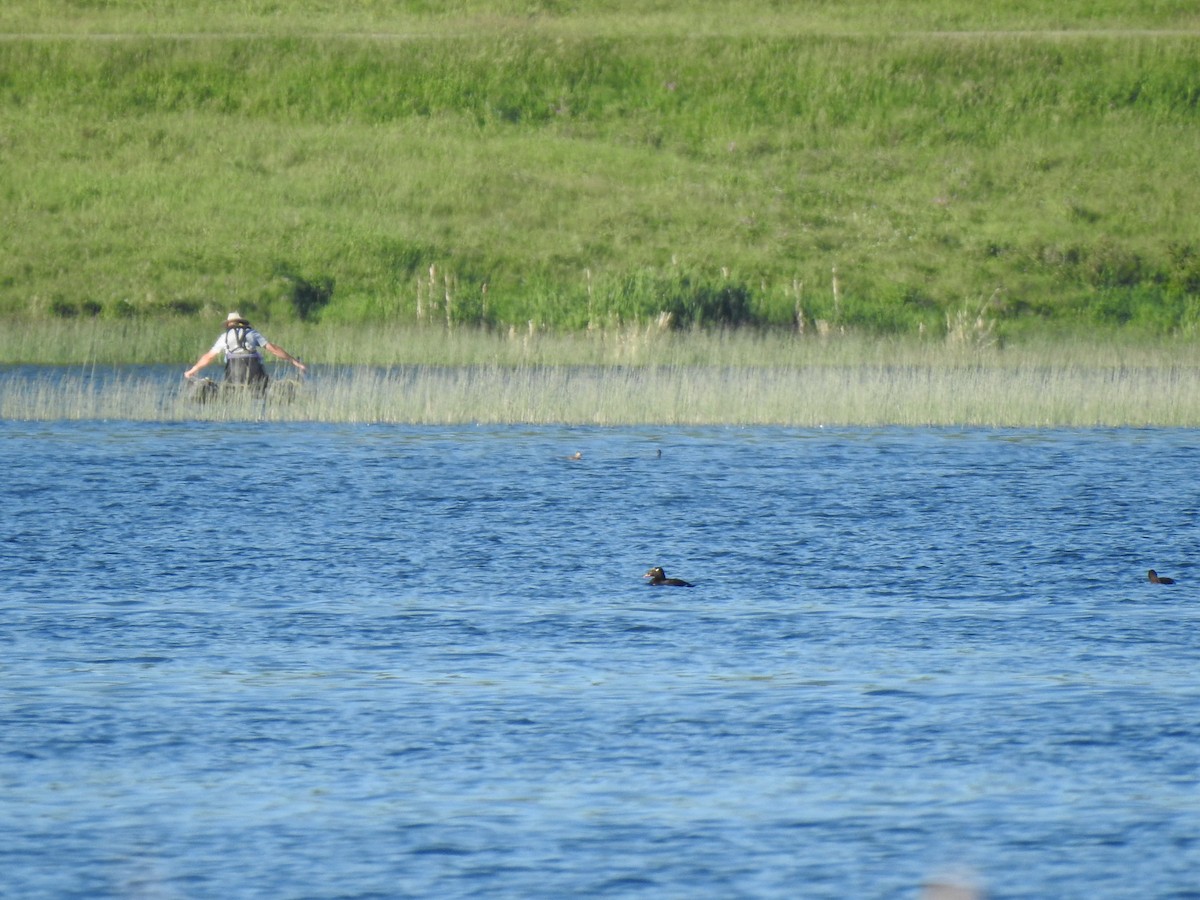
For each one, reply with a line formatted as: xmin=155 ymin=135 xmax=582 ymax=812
xmin=2 ymin=1 xmax=1200 ymax=337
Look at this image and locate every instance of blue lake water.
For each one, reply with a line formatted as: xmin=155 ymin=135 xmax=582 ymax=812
xmin=2 ymin=420 xmax=1198 ymax=898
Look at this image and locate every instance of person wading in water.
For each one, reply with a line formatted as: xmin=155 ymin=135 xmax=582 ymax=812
xmin=184 ymin=311 xmax=306 ymax=392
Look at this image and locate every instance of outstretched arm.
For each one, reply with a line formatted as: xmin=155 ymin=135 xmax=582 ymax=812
xmin=184 ymin=350 xmax=220 ymax=379
xmin=263 ymin=342 xmax=307 ymax=374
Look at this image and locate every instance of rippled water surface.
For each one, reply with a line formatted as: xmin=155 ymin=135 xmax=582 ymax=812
xmin=2 ymin=421 xmax=1198 ymax=899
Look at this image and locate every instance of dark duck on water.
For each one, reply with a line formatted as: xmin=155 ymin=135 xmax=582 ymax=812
xmin=644 ymin=566 xmax=694 ymax=587
xmin=1148 ymin=569 xmax=1176 ymax=585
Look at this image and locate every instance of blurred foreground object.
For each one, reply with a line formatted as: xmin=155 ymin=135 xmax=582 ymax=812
xmin=921 ymin=868 xmax=984 ymax=900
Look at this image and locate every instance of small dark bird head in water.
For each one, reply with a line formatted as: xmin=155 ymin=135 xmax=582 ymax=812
xmin=644 ymin=566 xmax=693 ymax=587
xmin=1148 ymin=569 xmax=1176 ymax=585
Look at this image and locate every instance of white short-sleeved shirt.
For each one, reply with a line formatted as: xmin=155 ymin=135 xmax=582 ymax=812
xmin=210 ymin=327 xmax=267 ymax=360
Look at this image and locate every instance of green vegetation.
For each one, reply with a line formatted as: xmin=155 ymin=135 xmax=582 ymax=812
xmin=0 ymin=316 xmax=1181 ymax=369
xmin=3 ymin=1 xmax=1200 ymax=341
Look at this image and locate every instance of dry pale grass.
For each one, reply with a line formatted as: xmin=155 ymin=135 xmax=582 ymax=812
xmin=4 ymin=322 xmax=1199 ymax=425
xmin=4 ymin=355 xmax=1200 ymax=427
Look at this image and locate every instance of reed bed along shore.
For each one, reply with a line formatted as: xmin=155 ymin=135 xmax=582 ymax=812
xmin=4 ymin=322 xmax=1200 ymax=426
xmin=5 ymin=356 xmax=1200 ymax=427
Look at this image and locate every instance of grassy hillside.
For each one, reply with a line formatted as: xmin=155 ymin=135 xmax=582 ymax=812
xmin=3 ymin=1 xmax=1199 ymax=340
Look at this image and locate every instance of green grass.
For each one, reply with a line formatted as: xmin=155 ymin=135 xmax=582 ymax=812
xmin=2 ymin=2 xmax=1200 ymax=338
xmin=3 ymin=317 xmax=1194 ymax=368
xmin=3 ymin=1 xmax=1198 ymax=36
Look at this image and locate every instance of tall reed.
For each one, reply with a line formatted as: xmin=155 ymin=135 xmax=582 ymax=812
xmin=6 ymin=352 xmax=1200 ymax=426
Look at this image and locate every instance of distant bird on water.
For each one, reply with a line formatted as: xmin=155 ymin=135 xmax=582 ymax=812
xmin=1148 ymin=569 xmax=1176 ymax=585
xmin=644 ymin=566 xmax=693 ymax=587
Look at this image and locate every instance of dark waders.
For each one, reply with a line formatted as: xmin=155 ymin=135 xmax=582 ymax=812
xmin=225 ymin=356 xmax=269 ymax=395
